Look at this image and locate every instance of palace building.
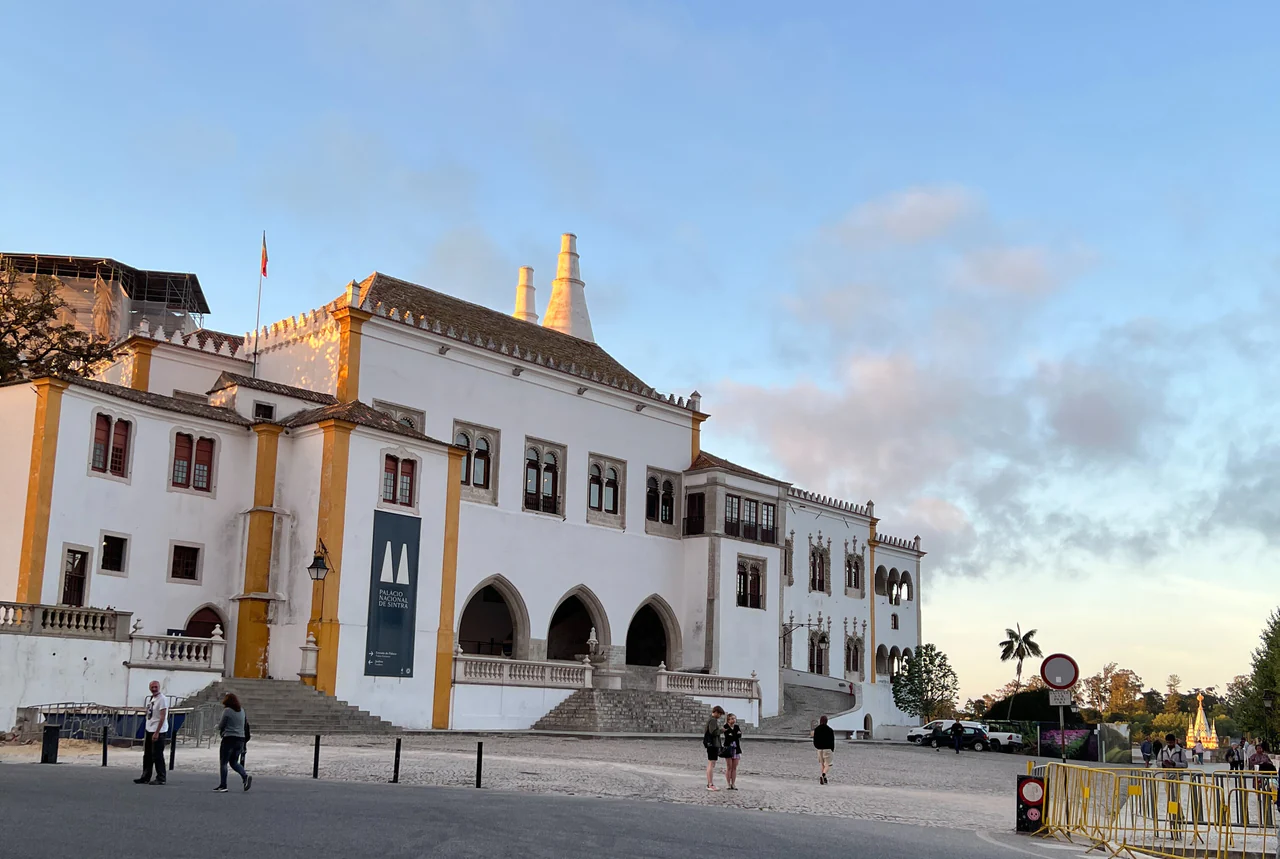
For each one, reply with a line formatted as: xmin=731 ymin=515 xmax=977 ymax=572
xmin=0 ymin=237 xmax=923 ymax=734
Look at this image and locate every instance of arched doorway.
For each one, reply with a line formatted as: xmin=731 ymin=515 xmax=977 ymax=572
xmin=864 ymin=714 xmax=874 ymax=736
xmin=624 ymin=596 xmax=681 ymax=668
xmin=184 ymin=606 xmax=224 ymax=638
xmin=547 ymin=587 xmax=609 ymax=661
xmin=458 ymin=576 xmax=530 ymax=660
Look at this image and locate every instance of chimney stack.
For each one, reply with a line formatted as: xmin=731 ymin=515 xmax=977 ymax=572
xmin=541 ymin=233 xmax=595 ymax=342
xmin=513 ymin=266 xmax=538 ymax=323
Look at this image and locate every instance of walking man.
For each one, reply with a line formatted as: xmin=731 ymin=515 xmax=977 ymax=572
xmin=813 ymin=715 xmax=835 ymax=784
xmin=134 ymin=680 xmax=169 ymax=785
xmin=950 ymin=720 xmax=965 ymax=754
xmin=1141 ymin=738 xmax=1153 ymax=767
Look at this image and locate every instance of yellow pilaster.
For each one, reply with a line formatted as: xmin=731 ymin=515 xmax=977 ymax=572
xmin=18 ymin=378 xmax=69 ymax=603
xmin=309 ymin=419 xmax=354 ymax=695
xmin=691 ymin=413 xmax=708 ymax=465
xmin=333 ymin=306 xmax=372 ymax=404
xmin=432 ymin=447 xmax=465 ymax=729
xmin=234 ymin=424 xmax=284 ymax=678
xmin=867 ymin=518 xmax=879 ymax=683
xmin=130 ymin=341 xmax=156 ymax=392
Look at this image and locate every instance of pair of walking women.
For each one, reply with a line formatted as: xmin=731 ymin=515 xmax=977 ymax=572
xmin=702 ymin=706 xmax=744 ymax=791
xmin=214 ymin=693 xmax=253 ymax=793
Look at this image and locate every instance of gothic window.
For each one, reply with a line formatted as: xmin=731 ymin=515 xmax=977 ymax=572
xmin=784 ymin=532 xmax=794 ymax=586
xmin=523 ymin=438 xmax=565 ymax=515
xmin=808 ymin=632 xmax=828 ymax=675
xmin=90 ymin=412 xmax=132 ymax=479
xmin=900 ymin=573 xmax=914 ymax=602
xmin=660 ymin=481 xmax=674 ymax=524
xmin=645 ymin=469 xmax=680 ymax=537
xmin=455 ymin=422 xmax=499 ymax=503
xmin=541 ymin=451 xmax=559 ymax=513
xmin=373 ymin=399 xmax=425 ymax=433
xmin=589 ymin=464 xmax=603 ymax=510
xmin=809 ymin=548 xmax=827 ymax=592
xmin=736 ymin=557 xmax=763 ymax=609
xmin=646 ymin=477 xmax=660 ymax=520
xmin=604 ymin=467 xmax=619 ymax=514
xmin=586 ymin=455 xmax=625 ymax=526
xmin=846 ymin=554 xmax=859 ymax=590
xmin=472 ymin=437 xmax=491 ymax=489
xmin=455 ymin=432 xmax=472 ymax=485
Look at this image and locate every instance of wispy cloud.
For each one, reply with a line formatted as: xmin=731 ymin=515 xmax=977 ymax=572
xmin=835 ymin=186 xmax=979 ymax=244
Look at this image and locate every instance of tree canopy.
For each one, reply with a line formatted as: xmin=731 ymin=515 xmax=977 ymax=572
xmin=0 ymin=272 xmax=115 ymax=383
xmin=892 ymin=643 xmax=959 ymax=722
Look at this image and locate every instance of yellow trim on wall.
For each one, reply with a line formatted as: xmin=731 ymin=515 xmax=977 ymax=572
xmin=432 ymin=447 xmax=465 ymax=729
xmin=17 ymin=378 xmax=69 ymax=603
xmin=235 ymin=424 xmax=284 ymax=678
xmin=309 ymin=418 xmax=355 ymax=695
xmin=332 ymin=307 xmax=372 ymax=403
xmin=691 ymin=413 xmax=707 ymax=465
xmin=129 ymin=341 xmax=156 ymax=391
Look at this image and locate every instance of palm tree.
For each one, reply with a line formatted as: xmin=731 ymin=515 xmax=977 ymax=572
xmin=999 ymin=624 xmax=1043 ymax=719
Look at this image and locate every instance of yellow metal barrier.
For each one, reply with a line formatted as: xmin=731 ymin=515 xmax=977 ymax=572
xmin=1039 ymin=763 xmax=1279 ymax=858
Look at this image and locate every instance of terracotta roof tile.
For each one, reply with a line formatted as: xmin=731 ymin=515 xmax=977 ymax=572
xmin=280 ymin=399 xmax=449 ymax=446
xmin=687 ymin=451 xmax=788 ymax=485
xmin=356 ymin=273 xmax=651 ymax=394
xmin=61 ymin=376 xmax=252 ymax=426
xmin=208 ymin=371 xmax=338 ymax=405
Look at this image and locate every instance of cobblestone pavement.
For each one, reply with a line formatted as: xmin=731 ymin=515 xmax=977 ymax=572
xmin=2 ymin=735 xmax=1024 ymax=830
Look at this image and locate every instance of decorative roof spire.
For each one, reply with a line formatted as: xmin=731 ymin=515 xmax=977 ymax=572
xmin=513 ymin=266 xmax=538 ymax=323
xmin=541 ymin=233 xmax=595 ymax=342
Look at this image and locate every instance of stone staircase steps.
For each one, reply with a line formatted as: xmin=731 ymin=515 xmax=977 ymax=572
xmin=757 ymin=684 xmax=857 ymax=735
xmin=180 ymin=679 xmax=398 ymax=734
xmin=533 ymin=689 xmax=715 ymax=734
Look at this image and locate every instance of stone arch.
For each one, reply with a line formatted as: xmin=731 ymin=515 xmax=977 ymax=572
xmin=183 ymin=603 xmax=225 ymax=638
xmin=458 ymin=574 xmax=531 ymax=660
xmin=889 ymin=645 xmax=902 ymax=680
xmin=876 ymin=644 xmax=890 ymax=676
xmin=902 ymin=647 xmax=913 ymax=662
xmin=547 ymin=585 xmax=612 ymax=661
xmin=899 ymin=572 xmax=914 ymax=601
xmin=874 ymin=565 xmax=888 ymax=595
xmin=625 ymin=594 xmax=682 ymax=669
xmin=864 ymin=713 xmax=874 ymax=735
xmin=887 ymin=568 xmax=901 ymax=604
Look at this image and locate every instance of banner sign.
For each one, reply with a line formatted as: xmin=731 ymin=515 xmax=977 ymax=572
xmin=365 ymin=510 xmax=420 ymax=678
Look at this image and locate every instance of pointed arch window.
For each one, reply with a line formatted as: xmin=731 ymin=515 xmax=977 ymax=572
xmin=524 ymin=448 xmax=540 ymax=510
xmin=645 ymin=477 xmax=660 ymax=521
xmin=604 ymin=467 xmax=619 ymax=514
xmin=735 ymin=557 xmax=764 ymax=609
xmin=588 ymin=464 xmax=603 ymax=511
xmin=472 ymin=437 xmax=490 ymax=489
xmin=523 ymin=438 xmax=565 ymax=515
xmin=455 ymin=421 xmax=499 ymax=503
xmin=455 ymin=432 xmax=472 ymax=486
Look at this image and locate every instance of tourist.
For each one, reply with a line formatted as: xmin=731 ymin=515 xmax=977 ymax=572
xmin=703 ymin=705 xmax=724 ymax=791
xmin=949 ymin=720 xmax=965 ymax=755
xmin=214 ymin=693 xmax=252 ymax=793
xmin=812 ymin=715 xmax=835 ymax=784
xmin=1140 ymin=738 xmax=1153 ymax=768
xmin=1242 ymin=736 xmax=1256 ymax=767
xmin=134 ymin=679 xmax=169 ymax=786
xmin=930 ymin=722 xmax=945 ymax=751
xmin=1225 ymin=743 xmax=1242 ymax=771
xmin=1155 ymin=733 xmax=1188 ymax=769
xmin=1248 ymin=740 xmax=1274 ymax=771
xmin=1193 ymin=739 xmax=1205 ymax=765
xmin=722 ymin=713 xmax=743 ymax=790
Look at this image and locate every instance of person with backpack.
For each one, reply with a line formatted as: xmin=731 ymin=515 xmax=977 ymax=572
xmin=1225 ymin=743 xmax=1242 ymax=771
xmin=214 ymin=693 xmax=252 ymax=793
xmin=703 ymin=706 xmax=724 ymax=791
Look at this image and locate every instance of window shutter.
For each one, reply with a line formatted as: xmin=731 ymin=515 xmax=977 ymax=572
xmin=193 ymin=437 xmax=214 ymax=491
xmin=399 ymin=458 xmax=415 ymax=506
xmin=110 ymin=420 xmax=131 ymax=476
xmin=172 ymin=433 xmax=193 ymax=487
xmin=92 ymin=415 xmax=111 ymax=472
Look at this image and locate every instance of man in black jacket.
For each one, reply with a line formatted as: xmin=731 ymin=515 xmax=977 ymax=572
xmin=813 ymin=715 xmax=835 ymax=784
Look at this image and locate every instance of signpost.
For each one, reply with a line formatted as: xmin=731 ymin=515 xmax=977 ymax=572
xmin=1041 ymin=653 xmax=1079 ymax=764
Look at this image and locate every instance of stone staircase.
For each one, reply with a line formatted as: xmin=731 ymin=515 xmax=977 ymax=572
xmin=533 ymin=689 xmax=714 ymax=733
xmin=181 ymin=678 xmax=398 ymax=734
xmin=757 ymin=683 xmax=857 ymax=735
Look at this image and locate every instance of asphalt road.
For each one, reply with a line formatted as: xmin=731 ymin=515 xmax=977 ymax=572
xmin=0 ymin=763 xmax=1083 ymax=859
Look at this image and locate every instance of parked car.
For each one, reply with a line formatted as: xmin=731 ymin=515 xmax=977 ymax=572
xmin=980 ymin=722 xmax=1024 ymax=752
xmin=919 ymin=725 xmax=991 ymax=752
xmin=907 ymin=719 xmax=985 ymax=745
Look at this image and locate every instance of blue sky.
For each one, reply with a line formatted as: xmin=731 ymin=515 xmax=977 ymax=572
xmin=4 ymin=1 xmax=1278 ymax=699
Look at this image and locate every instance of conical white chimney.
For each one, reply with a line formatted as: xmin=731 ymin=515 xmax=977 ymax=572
xmin=513 ymin=266 xmax=537 ymax=323
xmin=541 ymin=233 xmax=595 ymax=342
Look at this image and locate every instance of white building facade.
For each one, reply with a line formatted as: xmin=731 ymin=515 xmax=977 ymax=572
xmin=0 ymin=236 xmax=923 ymax=734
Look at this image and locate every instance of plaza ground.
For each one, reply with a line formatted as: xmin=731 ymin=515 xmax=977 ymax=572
xmin=0 ymin=755 xmax=1099 ymax=859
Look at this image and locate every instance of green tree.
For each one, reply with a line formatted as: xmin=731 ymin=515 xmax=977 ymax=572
xmin=998 ymin=624 xmax=1043 ymax=719
xmin=1108 ymin=669 xmax=1144 ymax=717
xmin=1238 ymin=609 xmax=1280 ymax=740
xmin=892 ymin=643 xmax=959 ymax=722
xmin=0 ymin=269 xmax=115 ymax=382
xmin=1164 ymin=674 xmax=1183 ymax=715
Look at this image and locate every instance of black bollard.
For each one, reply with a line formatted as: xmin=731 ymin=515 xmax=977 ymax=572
xmin=475 ymin=741 xmax=483 ymax=789
xmin=168 ymin=731 xmax=176 ymax=772
xmin=313 ymin=734 xmax=321 ymax=779
xmin=391 ymin=737 xmax=402 ymax=784
xmin=101 ymin=726 xmax=109 ymax=767
xmin=40 ymin=725 xmax=60 ymax=764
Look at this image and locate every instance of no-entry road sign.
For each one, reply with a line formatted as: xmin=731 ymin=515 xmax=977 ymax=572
xmin=1040 ymin=653 xmax=1079 ymax=690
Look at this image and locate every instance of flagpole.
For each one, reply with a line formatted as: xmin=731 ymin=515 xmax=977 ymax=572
xmin=253 ymin=230 xmax=265 ymax=378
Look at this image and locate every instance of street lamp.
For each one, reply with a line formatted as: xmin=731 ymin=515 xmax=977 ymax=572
xmin=307 ymin=538 xmax=333 ymax=581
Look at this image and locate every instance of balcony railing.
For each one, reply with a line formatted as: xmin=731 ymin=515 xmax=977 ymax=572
xmin=0 ymin=602 xmax=131 ymax=641
xmin=657 ymin=667 xmax=761 ymax=700
xmin=724 ymin=519 xmax=740 ymax=537
xmin=742 ymin=523 xmax=758 ymax=541
xmin=682 ymin=515 xmax=705 ymax=536
xmin=761 ymin=527 xmax=776 ymax=545
xmin=129 ymin=633 xmax=226 ymax=672
xmin=453 ymin=652 xmax=592 ymax=689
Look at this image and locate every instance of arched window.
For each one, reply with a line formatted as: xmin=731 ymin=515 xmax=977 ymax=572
xmin=524 ymin=448 xmax=540 ymax=510
xmin=736 ymin=559 xmax=763 ymax=609
xmin=455 ymin=432 xmax=472 ymax=486
xmin=889 ymin=646 xmax=902 ymax=680
xmin=809 ymin=632 xmax=828 ymax=675
xmin=845 ymin=638 xmax=855 ymax=673
xmin=891 ymin=613 xmax=899 ymax=630
xmin=471 ymin=437 xmax=490 ymax=489
xmin=588 ymin=464 xmax=603 ymax=511
xmin=604 ymin=467 xmax=619 ymax=514
xmin=541 ymin=451 xmax=559 ymax=513
xmin=810 ymin=550 xmax=827 ymax=592
xmin=660 ymin=480 xmax=674 ymax=524
xmin=875 ymin=566 xmax=888 ymax=596
xmin=900 ymin=573 xmax=913 ymax=602
xmin=846 ymin=555 xmax=860 ymax=590
xmin=645 ymin=477 xmax=660 ymax=521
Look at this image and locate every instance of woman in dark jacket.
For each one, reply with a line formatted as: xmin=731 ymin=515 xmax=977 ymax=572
xmin=723 ymin=713 xmax=744 ymax=790
xmin=214 ymin=693 xmax=252 ymax=793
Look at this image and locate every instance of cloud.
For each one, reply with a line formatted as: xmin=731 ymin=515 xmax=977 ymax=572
xmin=836 ymin=186 xmax=979 ymax=244
xmin=950 ymin=246 xmax=1059 ymax=295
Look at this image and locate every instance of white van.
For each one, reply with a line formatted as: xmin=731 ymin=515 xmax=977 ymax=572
xmin=906 ymin=719 xmax=985 ymax=745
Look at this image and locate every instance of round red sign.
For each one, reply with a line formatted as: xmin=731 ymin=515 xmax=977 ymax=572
xmin=1019 ymin=780 xmax=1045 ymax=805
xmin=1040 ymin=653 xmax=1079 ymax=690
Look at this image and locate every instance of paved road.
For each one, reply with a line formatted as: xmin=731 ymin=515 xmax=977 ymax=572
xmin=1 ymin=763 xmax=1085 ymax=859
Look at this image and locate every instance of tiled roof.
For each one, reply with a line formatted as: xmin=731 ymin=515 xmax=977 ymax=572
xmin=687 ymin=451 xmax=788 ymax=485
xmin=356 ymin=273 xmax=651 ymax=394
xmin=62 ymin=377 xmax=252 ymax=426
xmin=128 ymin=328 xmax=248 ymax=358
xmin=208 ymin=371 xmax=338 ymax=405
xmin=280 ymin=400 xmax=449 ymax=446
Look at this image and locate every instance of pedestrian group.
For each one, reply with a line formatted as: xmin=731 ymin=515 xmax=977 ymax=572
xmin=131 ymin=680 xmax=253 ymax=793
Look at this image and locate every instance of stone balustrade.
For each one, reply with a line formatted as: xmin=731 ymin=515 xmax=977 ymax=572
xmin=129 ymin=629 xmax=226 ymax=672
xmin=0 ymin=601 xmax=131 ymax=641
xmin=656 ymin=666 xmax=761 ymax=700
xmin=453 ymin=652 xmax=593 ymax=689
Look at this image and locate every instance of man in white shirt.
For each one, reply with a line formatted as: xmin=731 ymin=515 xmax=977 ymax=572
xmin=1155 ymin=733 xmax=1189 ymax=769
xmin=134 ymin=680 xmax=169 ymax=786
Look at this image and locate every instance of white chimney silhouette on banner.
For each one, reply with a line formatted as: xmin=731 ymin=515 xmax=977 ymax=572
xmin=379 ymin=543 xmax=395 ymax=583
xmin=396 ymin=544 xmax=410 ymax=585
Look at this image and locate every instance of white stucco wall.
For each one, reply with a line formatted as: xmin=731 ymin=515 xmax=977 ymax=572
xmin=144 ymin=344 xmax=254 ymax=399
xmin=451 ymin=685 xmax=574 ymax=730
xmin=254 ymin=319 xmax=340 ymax=396
xmin=0 ymin=383 xmax=37 ymax=600
xmin=713 ymin=536 xmax=782 ymax=718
